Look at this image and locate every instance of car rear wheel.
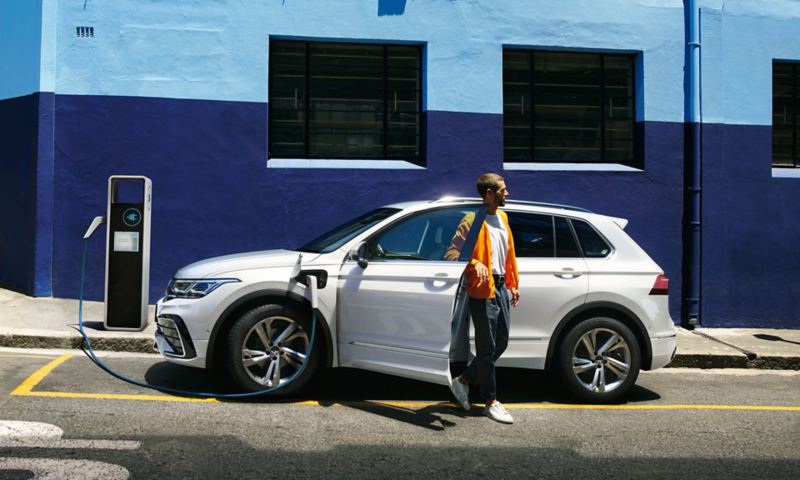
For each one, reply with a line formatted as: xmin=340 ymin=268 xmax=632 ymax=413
xmin=556 ymin=317 xmax=641 ymax=403
xmin=225 ymin=304 xmax=320 ymax=396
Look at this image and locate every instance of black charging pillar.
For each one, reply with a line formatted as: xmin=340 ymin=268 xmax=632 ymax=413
xmin=104 ymin=176 xmax=152 ymax=331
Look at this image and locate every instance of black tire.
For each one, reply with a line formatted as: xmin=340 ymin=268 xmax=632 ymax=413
xmin=224 ymin=303 xmax=321 ymax=396
xmin=556 ymin=317 xmax=641 ymax=403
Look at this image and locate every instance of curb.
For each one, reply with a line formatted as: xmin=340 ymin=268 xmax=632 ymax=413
xmin=0 ymin=334 xmax=154 ymax=354
xmin=1 ymin=333 xmax=799 ymax=369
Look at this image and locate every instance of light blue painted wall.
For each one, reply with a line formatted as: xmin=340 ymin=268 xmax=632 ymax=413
xmin=700 ymin=0 xmax=800 ymax=125
xmin=0 ymin=0 xmax=43 ymax=100
xmin=54 ymin=0 xmax=686 ymax=121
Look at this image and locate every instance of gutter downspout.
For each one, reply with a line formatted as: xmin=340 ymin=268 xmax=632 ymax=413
xmin=685 ymin=0 xmax=701 ymax=327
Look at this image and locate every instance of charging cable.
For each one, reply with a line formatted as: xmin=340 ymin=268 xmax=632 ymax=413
xmin=74 ymin=235 xmax=318 ymax=399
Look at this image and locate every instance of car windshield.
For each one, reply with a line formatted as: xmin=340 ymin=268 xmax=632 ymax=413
xmin=298 ymin=207 xmax=401 ymax=254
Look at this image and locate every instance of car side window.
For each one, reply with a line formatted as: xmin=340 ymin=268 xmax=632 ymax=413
xmin=555 ymin=216 xmax=581 ymax=257
xmin=370 ymin=207 xmax=480 ymax=261
xmin=507 ymin=212 xmax=554 ymax=258
xmin=572 ymin=219 xmax=612 ymax=258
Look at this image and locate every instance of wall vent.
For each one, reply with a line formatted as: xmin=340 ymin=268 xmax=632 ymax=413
xmin=76 ymin=26 xmax=94 ymax=38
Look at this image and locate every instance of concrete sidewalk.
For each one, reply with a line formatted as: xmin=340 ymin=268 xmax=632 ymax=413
xmin=1 ymin=288 xmax=798 ymax=369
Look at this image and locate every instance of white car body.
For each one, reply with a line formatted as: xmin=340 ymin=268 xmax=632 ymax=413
xmin=155 ymin=198 xmax=677 ymax=398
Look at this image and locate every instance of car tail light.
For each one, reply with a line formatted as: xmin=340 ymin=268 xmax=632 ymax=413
xmin=649 ymin=275 xmax=669 ymax=295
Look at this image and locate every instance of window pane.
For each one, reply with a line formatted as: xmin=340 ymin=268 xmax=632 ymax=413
xmin=503 ymin=51 xmax=532 ymax=161
xmin=572 ymin=219 xmax=612 ymax=258
xmin=269 ymin=40 xmax=421 ymax=160
xmin=773 ymin=62 xmax=796 ymax=167
xmin=372 ymin=207 xmax=481 ymax=261
xmin=507 ymin=213 xmax=554 ymax=258
xmin=503 ymin=49 xmax=635 ymax=165
xmin=555 ymin=217 xmax=580 ymax=257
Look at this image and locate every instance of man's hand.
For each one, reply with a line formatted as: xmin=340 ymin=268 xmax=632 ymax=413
xmin=510 ymin=288 xmax=520 ymax=307
xmin=474 ymin=261 xmax=490 ymax=285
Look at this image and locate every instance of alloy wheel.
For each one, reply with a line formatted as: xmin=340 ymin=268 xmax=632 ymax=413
xmin=241 ymin=316 xmax=309 ymax=387
xmin=571 ymin=327 xmax=631 ymax=394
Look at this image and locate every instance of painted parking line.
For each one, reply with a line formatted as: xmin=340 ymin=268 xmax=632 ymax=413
xmin=11 ymin=354 xmax=217 ymax=403
xmin=10 ymin=355 xmax=800 ymax=412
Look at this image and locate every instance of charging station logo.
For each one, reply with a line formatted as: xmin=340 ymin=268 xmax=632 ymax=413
xmin=123 ymin=208 xmax=142 ymax=227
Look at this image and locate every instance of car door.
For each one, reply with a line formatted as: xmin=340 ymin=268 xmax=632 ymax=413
xmin=501 ymin=211 xmax=589 ymax=369
xmin=337 ymin=205 xmax=485 ymax=386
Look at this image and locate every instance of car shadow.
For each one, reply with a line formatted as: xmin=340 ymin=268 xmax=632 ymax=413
xmin=143 ymin=362 xmax=661 ymax=405
xmin=143 ymin=362 xmax=661 ymax=429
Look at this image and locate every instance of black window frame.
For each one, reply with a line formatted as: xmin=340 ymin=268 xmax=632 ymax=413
xmin=503 ymin=49 xmax=638 ymax=168
xmin=268 ymin=39 xmax=424 ymax=162
xmin=773 ymin=61 xmax=799 ymax=168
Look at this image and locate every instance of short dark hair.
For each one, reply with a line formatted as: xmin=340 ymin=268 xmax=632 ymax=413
xmin=476 ymin=173 xmax=504 ymax=198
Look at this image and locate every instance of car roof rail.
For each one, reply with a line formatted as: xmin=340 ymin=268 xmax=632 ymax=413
xmin=432 ymin=196 xmax=593 ymax=213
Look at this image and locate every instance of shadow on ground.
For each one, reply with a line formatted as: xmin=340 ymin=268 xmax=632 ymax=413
xmin=142 ymin=361 xmax=661 ymax=406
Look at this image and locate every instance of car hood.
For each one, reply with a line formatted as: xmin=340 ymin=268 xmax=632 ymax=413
xmin=175 ymin=249 xmax=313 ymax=278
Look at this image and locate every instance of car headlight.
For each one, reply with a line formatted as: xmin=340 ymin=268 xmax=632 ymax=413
xmin=165 ymin=278 xmax=239 ymax=299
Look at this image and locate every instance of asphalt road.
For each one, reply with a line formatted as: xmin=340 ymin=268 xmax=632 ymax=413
xmin=1 ymin=349 xmax=799 ymax=479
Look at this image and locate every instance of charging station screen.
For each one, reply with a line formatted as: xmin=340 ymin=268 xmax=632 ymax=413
xmin=113 ymin=231 xmax=140 ymax=252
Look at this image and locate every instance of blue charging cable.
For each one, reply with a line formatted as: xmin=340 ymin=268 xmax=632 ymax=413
xmin=74 ymin=238 xmax=317 ymax=399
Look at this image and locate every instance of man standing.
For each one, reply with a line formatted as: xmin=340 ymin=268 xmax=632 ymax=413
xmin=449 ymin=173 xmax=520 ymax=424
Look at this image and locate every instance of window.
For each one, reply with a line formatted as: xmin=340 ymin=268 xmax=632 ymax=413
xmin=572 ymin=219 xmax=612 ymax=258
xmin=370 ymin=207 xmax=481 ymax=261
xmin=507 ymin=212 xmax=555 ymax=258
xmin=269 ymin=40 xmax=422 ymax=161
xmin=503 ymin=50 xmax=636 ymax=166
xmin=555 ymin=217 xmax=580 ymax=257
xmin=773 ymin=62 xmax=799 ymax=168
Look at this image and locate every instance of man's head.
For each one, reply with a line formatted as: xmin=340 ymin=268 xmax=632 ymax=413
xmin=476 ymin=172 xmax=509 ymax=209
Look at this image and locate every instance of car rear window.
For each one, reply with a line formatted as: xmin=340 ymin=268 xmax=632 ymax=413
xmin=555 ymin=216 xmax=581 ymax=257
xmin=507 ymin=212 xmax=554 ymax=258
xmin=572 ymin=219 xmax=612 ymax=258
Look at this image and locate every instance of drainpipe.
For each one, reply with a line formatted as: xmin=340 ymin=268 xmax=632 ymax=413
xmin=685 ymin=0 xmax=701 ymax=327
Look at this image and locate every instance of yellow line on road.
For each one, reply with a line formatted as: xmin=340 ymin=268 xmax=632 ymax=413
xmin=9 ymin=356 xmax=800 ymax=411
xmin=19 ymin=390 xmax=218 ymax=403
xmin=11 ymin=354 xmax=73 ymax=396
xmin=10 ymin=353 xmax=216 ymax=403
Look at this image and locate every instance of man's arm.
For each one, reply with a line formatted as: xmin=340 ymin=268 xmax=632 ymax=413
xmin=443 ymin=213 xmax=475 ymax=261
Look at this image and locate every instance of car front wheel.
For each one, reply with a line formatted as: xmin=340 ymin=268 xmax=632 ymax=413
xmin=225 ymin=303 xmax=320 ymax=396
xmin=556 ymin=317 xmax=641 ymax=403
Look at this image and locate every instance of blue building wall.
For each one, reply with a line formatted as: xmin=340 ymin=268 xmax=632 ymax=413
xmin=698 ymin=1 xmax=800 ymax=327
xmin=0 ymin=0 xmax=54 ymax=295
xmin=3 ymin=1 xmax=798 ymax=327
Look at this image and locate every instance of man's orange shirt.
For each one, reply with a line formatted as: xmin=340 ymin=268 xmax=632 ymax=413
xmin=444 ymin=210 xmax=519 ymax=299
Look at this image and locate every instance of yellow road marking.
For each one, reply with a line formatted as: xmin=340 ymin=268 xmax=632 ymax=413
xmin=9 ymin=355 xmax=800 ymax=411
xmin=19 ymin=390 xmax=218 ymax=403
xmin=11 ymin=354 xmax=73 ymax=396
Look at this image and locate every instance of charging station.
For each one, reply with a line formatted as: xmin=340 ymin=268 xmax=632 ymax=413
xmin=102 ymin=176 xmax=152 ymax=331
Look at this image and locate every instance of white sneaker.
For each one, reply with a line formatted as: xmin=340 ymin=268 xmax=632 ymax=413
xmin=483 ymin=401 xmax=513 ymax=424
xmin=449 ymin=379 xmax=471 ymax=411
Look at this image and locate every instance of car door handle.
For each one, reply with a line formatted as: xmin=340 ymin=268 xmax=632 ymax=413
xmin=554 ymin=268 xmax=584 ymax=279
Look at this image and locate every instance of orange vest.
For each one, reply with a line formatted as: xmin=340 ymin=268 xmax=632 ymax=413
xmin=445 ymin=210 xmax=519 ymax=299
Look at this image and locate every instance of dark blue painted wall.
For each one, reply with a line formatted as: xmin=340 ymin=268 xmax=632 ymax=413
xmin=0 ymin=94 xmax=45 ymax=294
xmin=51 ymin=95 xmax=686 ymax=324
xmin=702 ymin=124 xmax=800 ymax=327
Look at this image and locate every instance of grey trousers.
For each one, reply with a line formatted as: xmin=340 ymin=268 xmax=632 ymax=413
xmin=461 ymin=281 xmax=511 ymax=402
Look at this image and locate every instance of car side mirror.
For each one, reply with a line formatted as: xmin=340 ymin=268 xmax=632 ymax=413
xmin=349 ymin=242 xmax=369 ymax=269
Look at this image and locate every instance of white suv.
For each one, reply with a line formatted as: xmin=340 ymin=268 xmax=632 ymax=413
xmin=155 ymin=198 xmax=676 ymax=403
